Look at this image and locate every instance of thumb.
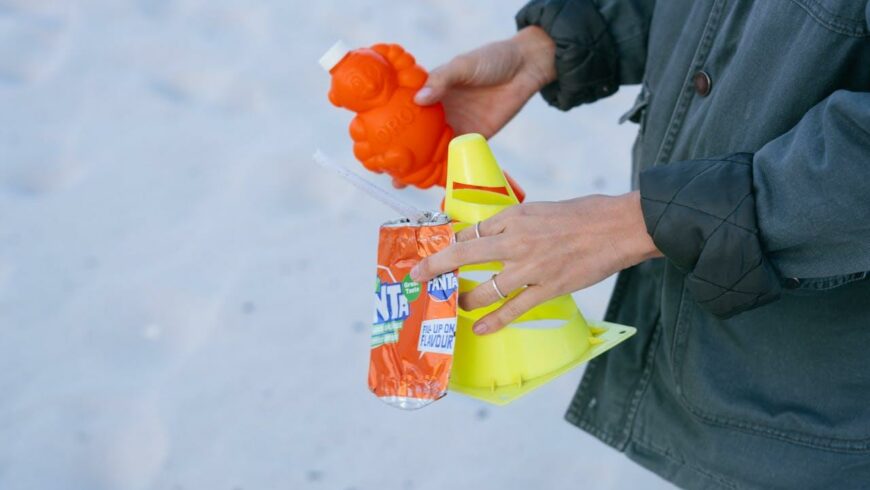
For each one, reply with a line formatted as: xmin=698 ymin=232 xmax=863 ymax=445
xmin=414 ymin=56 xmax=473 ymax=105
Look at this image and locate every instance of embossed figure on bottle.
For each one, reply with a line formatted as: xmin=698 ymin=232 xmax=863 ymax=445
xmin=321 ymin=42 xmax=453 ymax=189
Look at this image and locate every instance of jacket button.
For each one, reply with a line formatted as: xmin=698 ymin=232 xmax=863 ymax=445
xmin=785 ymin=277 xmax=801 ymax=289
xmin=693 ymin=71 xmax=712 ymax=96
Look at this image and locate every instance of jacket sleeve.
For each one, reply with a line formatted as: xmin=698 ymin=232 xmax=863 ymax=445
xmin=640 ymin=90 xmax=870 ymax=318
xmin=516 ymin=0 xmax=656 ymax=111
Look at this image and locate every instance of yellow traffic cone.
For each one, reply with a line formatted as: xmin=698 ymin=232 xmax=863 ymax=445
xmin=445 ymin=133 xmax=636 ymax=405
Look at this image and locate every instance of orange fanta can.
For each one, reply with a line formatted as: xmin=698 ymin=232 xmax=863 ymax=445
xmin=370 ymin=214 xmax=458 ymax=409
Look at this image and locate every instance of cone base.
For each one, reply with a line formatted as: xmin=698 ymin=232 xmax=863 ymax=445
xmin=447 ymin=321 xmax=636 ymax=405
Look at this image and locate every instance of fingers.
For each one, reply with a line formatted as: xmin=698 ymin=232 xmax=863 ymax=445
xmin=473 ymin=285 xmax=551 ymax=335
xmin=414 ymin=55 xmax=474 ymax=105
xmin=410 ymin=236 xmax=506 ymax=282
xmin=455 ymin=211 xmax=512 ymax=242
xmin=458 ymin=271 xmax=525 ymax=312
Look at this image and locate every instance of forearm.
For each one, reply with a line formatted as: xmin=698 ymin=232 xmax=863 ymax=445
xmin=588 ymin=0 xmax=657 ymax=85
xmin=513 ymin=26 xmax=557 ymax=91
xmin=515 ymin=0 xmax=621 ymax=110
xmin=640 ymin=154 xmax=782 ymax=318
xmin=620 ymin=190 xmax=663 ymax=265
xmin=515 ymin=0 xmax=656 ymax=110
xmin=753 ymin=90 xmax=870 ymax=280
xmin=638 ymin=89 xmax=870 ymax=317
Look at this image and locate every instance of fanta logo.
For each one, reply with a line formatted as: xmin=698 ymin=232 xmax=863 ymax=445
xmin=374 ymin=282 xmax=409 ymax=324
xmin=427 ymin=272 xmax=458 ymax=302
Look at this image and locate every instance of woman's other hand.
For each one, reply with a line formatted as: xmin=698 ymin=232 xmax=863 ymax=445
xmin=414 ymin=26 xmax=556 ymax=138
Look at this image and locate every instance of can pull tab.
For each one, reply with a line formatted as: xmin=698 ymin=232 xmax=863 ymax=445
xmin=313 ymin=149 xmax=432 ymax=223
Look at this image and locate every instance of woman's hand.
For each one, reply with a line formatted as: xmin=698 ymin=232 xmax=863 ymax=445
xmin=414 ymin=26 xmax=557 ymax=138
xmin=410 ymin=192 xmax=662 ymax=334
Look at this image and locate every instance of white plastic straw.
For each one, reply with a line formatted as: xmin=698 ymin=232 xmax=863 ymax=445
xmin=313 ymin=149 xmax=429 ymax=222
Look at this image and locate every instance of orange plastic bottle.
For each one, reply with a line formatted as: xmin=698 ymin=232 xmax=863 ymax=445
xmin=320 ymin=41 xmax=525 ymax=201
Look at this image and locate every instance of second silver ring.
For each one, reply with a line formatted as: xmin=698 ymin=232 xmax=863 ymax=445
xmin=491 ymin=273 xmax=507 ymax=300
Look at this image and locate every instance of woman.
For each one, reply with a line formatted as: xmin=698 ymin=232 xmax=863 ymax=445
xmin=410 ymin=1 xmax=870 ymax=488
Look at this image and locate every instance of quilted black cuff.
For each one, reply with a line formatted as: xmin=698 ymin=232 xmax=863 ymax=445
xmin=639 ymin=153 xmax=782 ymax=318
xmin=516 ymin=0 xmax=620 ymax=111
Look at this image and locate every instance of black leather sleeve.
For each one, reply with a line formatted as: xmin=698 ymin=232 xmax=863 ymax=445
xmin=516 ymin=0 xmax=620 ymax=110
xmin=639 ymin=153 xmax=782 ymax=318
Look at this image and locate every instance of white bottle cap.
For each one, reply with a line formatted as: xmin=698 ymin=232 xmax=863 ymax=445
xmin=319 ymin=40 xmax=350 ymax=72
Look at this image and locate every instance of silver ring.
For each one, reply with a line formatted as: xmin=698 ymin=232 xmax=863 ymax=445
xmin=491 ymin=274 xmax=507 ymax=300
xmin=474 ymin=221 xmax=482 ymax=239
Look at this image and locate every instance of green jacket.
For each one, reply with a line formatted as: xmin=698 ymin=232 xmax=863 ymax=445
xmin=517 ymin=1 xmax=870 ymax=488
